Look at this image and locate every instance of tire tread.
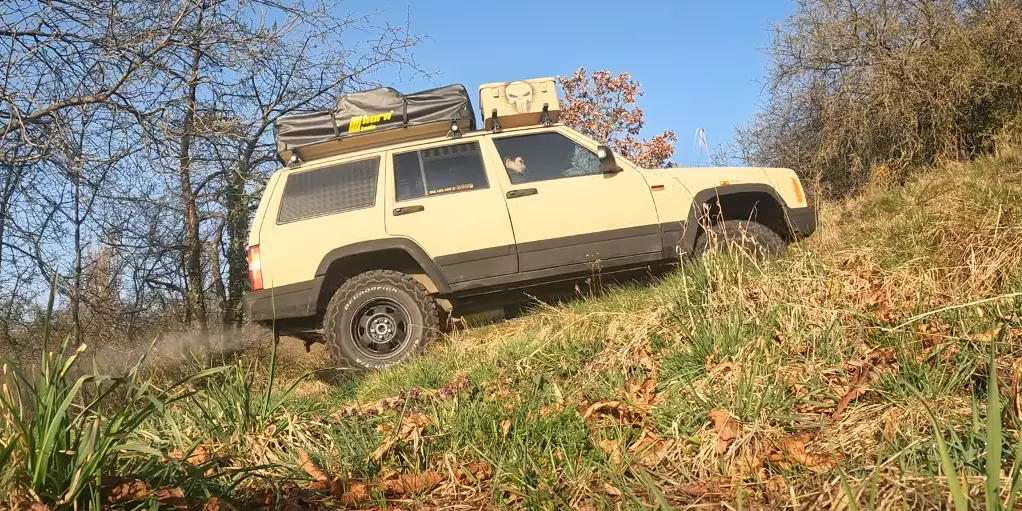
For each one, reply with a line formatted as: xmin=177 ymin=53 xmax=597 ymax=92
xmin=322 ymin=269 xmax=439 ymax=372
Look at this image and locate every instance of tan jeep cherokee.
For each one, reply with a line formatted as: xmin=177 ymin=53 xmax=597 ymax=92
xmin=244 ymin=77 xmax=817 ymax=372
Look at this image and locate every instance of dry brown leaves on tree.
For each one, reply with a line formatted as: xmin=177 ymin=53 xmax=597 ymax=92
xmin=558 ymin=68 xmax=678 ymax=169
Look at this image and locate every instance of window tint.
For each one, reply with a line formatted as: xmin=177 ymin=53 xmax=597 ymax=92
xmin=393 ymin=141 xmax=489 ymax=201
xmin=277 ymin=156 xmax=379 ymax=223
xmin=492 ymin=132 xmax=602 ymax=184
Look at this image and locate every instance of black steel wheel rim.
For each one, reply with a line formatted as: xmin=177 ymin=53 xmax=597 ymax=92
xmin=350 ymin=297 xmax=411 ymax=359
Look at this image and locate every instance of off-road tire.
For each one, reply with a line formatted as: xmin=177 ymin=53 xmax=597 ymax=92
xmin=322 ymin=270 xmax=439 ymax=373
xmin=693 ymin=219 xmax=787 ymax=260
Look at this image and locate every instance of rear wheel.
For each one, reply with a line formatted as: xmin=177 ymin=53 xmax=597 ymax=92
xmin=322 ymin=270 xmax=439 ymax=373
xmin=693 ymin=219 xmax=787 ymax=260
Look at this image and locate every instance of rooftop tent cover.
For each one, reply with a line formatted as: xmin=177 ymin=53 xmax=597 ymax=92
xmin=274 ymin=83 xmax=477 ymax=158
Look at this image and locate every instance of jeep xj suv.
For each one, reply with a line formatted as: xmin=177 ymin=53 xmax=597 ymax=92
xmin=244 ymin=77 xmax=817 ymax=372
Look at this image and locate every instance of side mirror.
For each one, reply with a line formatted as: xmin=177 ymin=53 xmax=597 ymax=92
xmin=597 ymin=145 xmax=621 ymax=173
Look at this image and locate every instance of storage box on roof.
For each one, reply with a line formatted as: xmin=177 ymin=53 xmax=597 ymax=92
xmin=274 ymin=83 xmax=477 ymax=164
xmin=478 ymin=77 xmax=560 ymax=131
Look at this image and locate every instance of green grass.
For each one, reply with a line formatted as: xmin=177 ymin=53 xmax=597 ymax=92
xmin=2 ymin=152 xmax=1022 ymax=509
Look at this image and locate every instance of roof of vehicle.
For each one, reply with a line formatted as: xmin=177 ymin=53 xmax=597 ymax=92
xmin=273 ymin=123 xmax=566 ymax=177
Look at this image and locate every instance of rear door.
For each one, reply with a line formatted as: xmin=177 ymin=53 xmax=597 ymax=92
xmin=486 ymin=127 xmax=663 ymax=273
xmin=384 ymin=138 xmax=519 ymax=284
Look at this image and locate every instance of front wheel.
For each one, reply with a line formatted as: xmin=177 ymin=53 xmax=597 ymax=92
xmin=692 ymin=219 xmax=787 ymax=260
xmin=322 ymin=270 xmax=439 ymax=373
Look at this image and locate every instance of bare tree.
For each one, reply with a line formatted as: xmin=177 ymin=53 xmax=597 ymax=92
xmin=0 ymin=0 xmax=426 ymax=354
xmin=736 ymin=0 xmax=1022 ymax=197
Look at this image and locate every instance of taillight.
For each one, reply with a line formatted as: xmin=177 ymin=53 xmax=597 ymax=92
xmin=248 ymin=245 xmax=263 ymax=291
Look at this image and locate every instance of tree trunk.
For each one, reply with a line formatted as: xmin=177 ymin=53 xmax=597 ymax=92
xmin=0 ymin=184 xmax=8 ymax=275
xmin=73 ymin=169 xmax=83 ymax=346
xmin=224 ymin=151 xmax=252 ymax=328
xmin=0 ymin=163 xmax=25 ymax=275
xmin=179 ymin=16 xmax=208 ymax=336
xmin=210 ymin=220 xmax=227 ymax=321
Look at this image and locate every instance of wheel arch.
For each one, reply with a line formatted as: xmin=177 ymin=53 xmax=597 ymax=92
xmin=679 ymin=184 xmax=795 ymax=256
xmin=312 ymin=238 xmax=451 ymax=316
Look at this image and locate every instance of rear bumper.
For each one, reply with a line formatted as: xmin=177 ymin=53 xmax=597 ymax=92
xmin=784 ymin=206 xmax=817 ymax=238
xmin=244 ymin=276 xmax=323 ymax=322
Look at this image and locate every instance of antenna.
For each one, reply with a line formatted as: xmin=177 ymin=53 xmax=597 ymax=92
xmin=694 ymin=128 xmax=711 ymax=166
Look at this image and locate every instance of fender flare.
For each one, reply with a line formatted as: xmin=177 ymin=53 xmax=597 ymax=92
xmin=311 ymin=238 xmax=453 ymax=305
xmin=678 ymin=183 xmax=789 ymax=256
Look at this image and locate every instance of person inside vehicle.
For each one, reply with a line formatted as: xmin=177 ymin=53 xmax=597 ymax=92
xmin=505 ymin=156 xmax=528 ymax=183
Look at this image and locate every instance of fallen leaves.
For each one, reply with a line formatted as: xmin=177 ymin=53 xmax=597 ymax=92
xmin=581 ymin=400 xmax=645 ymax=426
xmin=334 ymin=374 xmax=471 ymax=418
xmin=597 ymin=438 xmax=623 ymax=466
xmin=627 ymin=429 xmax=676 ymax=467
xmin=166 ymin=444 xmax=211 ymax=466
xmin=764 ymin=475 xmax=789 ymax=504
xmin=101 ymin=478 xmax=189 ymax=508
xmin=538 ymin=382 xmax=566 ymax=417
xmin=334 ymin=482 xmax=370 ymax=507
xmin=582 ymin=375 xmax=679 ymax=472
xmin=677 ymin=476 xmax=732 ymax=498
xmin=151 ymin=487 xmax=188 ymax=510
xmin=456 ymin=462 xmax=495 ymax=483
xmin=915 ymin=321 xmax=946 ymax=348
xmin=379 ymin=472 xmax=444 ymax=495
xmin=707 ymin=410 xmax=741 ymax=453
xmin=581 ymin=375 xmax=661 ymax=428
xmin=968 ymin=327 xmax=1003 ymax=343
xmin=624 ymin=376 xmax=658 ymax=409
xmin=765 ymin=431 xmax=837 ymax=472
xmin=106 ymin=479 xmax=149 ymax=504
xmin=297 ymin=449 xmax=330 ymax=490
xmin=334 ymin=464 xmax=490 ymax=507
xmin=370 ymin=413 xmax=430 ymax=461
xmin=832 ymin=386 xmax=868 ymax=421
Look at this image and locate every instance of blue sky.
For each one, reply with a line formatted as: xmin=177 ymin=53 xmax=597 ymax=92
xmin=343 ymin=0 xmax=797 ymax=167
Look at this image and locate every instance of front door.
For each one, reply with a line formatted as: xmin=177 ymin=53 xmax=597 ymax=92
xmin=487 ymin=128 xmax=663 ymax=273
xmin=384 ymin=139 xmax=518 ymax=284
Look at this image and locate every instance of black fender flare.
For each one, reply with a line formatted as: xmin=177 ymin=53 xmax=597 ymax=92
xmin=311 ymin=238 xmax=453 ymax=306
xmin=678 ymin=183 xmax=790 ymax=256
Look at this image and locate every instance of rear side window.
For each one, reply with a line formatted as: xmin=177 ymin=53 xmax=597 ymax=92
xmin=276 ymin=156 xmax=380 ymax=223
xmin=393 ymin=141 xmax=489 ymax=201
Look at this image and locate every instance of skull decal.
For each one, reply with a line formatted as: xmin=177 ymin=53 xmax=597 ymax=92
xmin=505 ymin=81 xmax=534 ymax=113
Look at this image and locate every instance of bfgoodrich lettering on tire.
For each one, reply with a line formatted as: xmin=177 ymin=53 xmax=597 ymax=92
xmin=693 ymin=219 xmax=787 ymax=260
xmin=323 ymin=270 xmax=439 ymax=373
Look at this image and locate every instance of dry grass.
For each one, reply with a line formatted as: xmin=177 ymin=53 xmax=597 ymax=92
xmin=186 ymin=151 xmax=1018 ymax=509
xmin=4 ymin=151 xmax=1022 ymax=510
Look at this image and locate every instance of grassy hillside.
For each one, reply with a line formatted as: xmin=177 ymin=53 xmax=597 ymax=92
xmin=3 ymin=150 xmax=1022 ymax=510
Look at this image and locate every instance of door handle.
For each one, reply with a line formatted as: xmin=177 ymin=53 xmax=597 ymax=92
xmin=393 ymin=205 xmax=424 ymax=216
xmin=506 ymin=188 xmax=538 ymax=199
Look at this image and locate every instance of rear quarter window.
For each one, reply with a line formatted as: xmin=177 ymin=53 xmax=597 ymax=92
xmin=276 ymin=156 xmax=380 ymax=224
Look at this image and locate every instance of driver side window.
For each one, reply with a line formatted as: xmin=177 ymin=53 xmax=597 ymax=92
xmin=492 ymin=132 xmax=602 ymax=184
